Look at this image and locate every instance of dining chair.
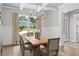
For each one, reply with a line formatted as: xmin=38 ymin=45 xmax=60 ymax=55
xmin=19 ymin=34 xmax=32 ymax=56
xmin=27 ymin=32 xmax=33 ymax=36
xmin=21 ymin=33 xmax=31 ymax=44
xmin=39 ymin=38 xmax=60 ymax=56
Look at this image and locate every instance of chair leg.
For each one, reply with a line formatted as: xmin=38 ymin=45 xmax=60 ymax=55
xmin=22 ymin=49 xmax=25 ymax=56
xmin=20 ymin=47 xmax=23 ymax=56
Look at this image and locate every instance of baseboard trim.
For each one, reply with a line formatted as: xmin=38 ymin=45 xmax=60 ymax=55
xmin=2 ymin=44 xmax=19 ymax=47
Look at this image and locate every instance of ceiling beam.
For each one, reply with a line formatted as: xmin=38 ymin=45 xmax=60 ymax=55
xmin=37 ymin=3 xmax=48 ymax=12
xmin=44 ymin=7 xmax=57 ymax=11
xmin=20 ymin=3 xmax=25 ymax=10
xmin=2 ymin=3 xmax=58 ymax=13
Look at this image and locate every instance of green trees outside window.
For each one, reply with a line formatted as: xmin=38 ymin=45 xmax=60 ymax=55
xmin=19 ymin=15 xmax=37 ymax=34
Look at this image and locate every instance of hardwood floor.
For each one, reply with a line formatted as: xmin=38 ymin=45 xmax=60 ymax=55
xmin=64 ymin=41 xmax=79 ymax=56
xmin=2 ymin=45 xmax=33 ymax=56
xmin=2 ymin=45 xmax=20 ymax=56
xmin=1 ymin=45 xmax=67 ymax=56
xmin=2 ymin=41 xmax=79 ymax=56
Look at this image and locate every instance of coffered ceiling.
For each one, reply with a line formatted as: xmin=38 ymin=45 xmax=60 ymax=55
xmin=1 ymin=3 xmax=63 ymax=14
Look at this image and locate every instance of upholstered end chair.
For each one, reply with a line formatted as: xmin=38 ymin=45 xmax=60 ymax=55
xmin=39 ymin=38 xmax=60 ymax=56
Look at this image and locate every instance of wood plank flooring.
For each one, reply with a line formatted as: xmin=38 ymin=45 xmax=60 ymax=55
xmin=2 ymin=45 xmax=33 ymax=56
xmin=2 ymin=41 xmax=79 ymax=56
xmin=1 ymin=45 xmax=67 ymax=56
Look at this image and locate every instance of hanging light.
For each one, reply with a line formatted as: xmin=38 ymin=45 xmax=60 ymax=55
xmin=36 ymin=3 xmax=39 ymax=20
xmin=35 ymin=3 xmax=41 ymax=39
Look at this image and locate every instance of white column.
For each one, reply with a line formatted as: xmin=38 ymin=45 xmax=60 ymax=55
xmin=58 ymin=11 xmax=65 ymax=46
xmin=12 ymin=12 xmax=19 ymax=44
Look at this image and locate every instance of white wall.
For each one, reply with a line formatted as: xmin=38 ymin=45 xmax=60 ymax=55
xmin=41 ymin=26 xmax=60 ymax=38
xmin=1 ymin=7 xmax=28 ymax=45
xmin=69 ymin=13 xmax=79 ymax=42
xmin=2 ymin=7 xmax=13 ymax=45
xmin=41 ymin=11 xmax=61 ymax=38
xmin=70 ymin=14 xmax=76 ymax=42
xmin=58 ymin=3 xmax=79 ymax=43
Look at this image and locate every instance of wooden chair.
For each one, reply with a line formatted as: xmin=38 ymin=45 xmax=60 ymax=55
xmin=27 ymin=32 xmax=33 ymax=36
xmin=21 ymin=33 xmax=31 ymax=44
xmin=19 ymin=35 xmax=32 ymax=56
xmin=39 ymin=38 xmax=60 ymax=56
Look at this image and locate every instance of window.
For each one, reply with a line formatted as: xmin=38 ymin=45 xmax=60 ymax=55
xmin=18 ymin=15 xmax=37 ymax=36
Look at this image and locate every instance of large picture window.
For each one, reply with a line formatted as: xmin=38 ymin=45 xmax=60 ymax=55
xmin=18 ymin=15 xmax=37 ymax=36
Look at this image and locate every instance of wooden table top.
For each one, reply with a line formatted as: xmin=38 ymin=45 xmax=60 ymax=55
xmin=24 ymin=36 xmax=48 ymax=46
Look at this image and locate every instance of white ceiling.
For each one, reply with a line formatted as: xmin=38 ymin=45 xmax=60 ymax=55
xmin=1 ymin=3 xmax=63 ymax=14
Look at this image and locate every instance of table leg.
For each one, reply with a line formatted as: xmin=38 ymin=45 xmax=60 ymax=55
xmin=33 ymin=46 xmax=40 ymax=56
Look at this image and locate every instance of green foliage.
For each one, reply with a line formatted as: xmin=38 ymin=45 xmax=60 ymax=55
xmin=19 ymin=16 xmax=28 ymax=21
xmin=19 ymin=15 xmax=37 ymax=31
xmin=29 ymin=17 xmax=36 ymax=23
xmin=19 ymin=26 xmax=23 ymax=30
xmin=19 ymin=26 xmax=28 ymax=31
xmin=29 ymin=17 xmax=37 ymax=29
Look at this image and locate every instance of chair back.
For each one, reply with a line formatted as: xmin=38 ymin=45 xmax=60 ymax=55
xmin=48 ymin=38 xmax=60 ymax=55
xmin=27 ymin=32 xmax=33 ymax=36
xmin=19 ymin=35 xmax=25 ymax=48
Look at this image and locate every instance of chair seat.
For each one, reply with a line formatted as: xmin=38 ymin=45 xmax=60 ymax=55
xmin=25 ymin=44 xmax=30 ymax=48
xmin=40 ymin=48 xmax=58 ymax=56
xmin=24 ymin=44 xmax=31 ymax=50
xmin=40 ymin=45 xmax=45 ymax=49
xmin=40 ymin=48 xmax=47 ymax=53
xmin=49 ymin=50 xmax=58 ymax=56
xmin=39 ymin=48 xmax=48 ymax=55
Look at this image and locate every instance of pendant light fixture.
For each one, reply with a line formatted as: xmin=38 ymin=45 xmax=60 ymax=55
xmin=35 ymin=3 xmax=41 ymax=39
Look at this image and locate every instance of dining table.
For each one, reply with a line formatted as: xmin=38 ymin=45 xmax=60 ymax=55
xmin=23 ymin=36 xmax=48 ymax=56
